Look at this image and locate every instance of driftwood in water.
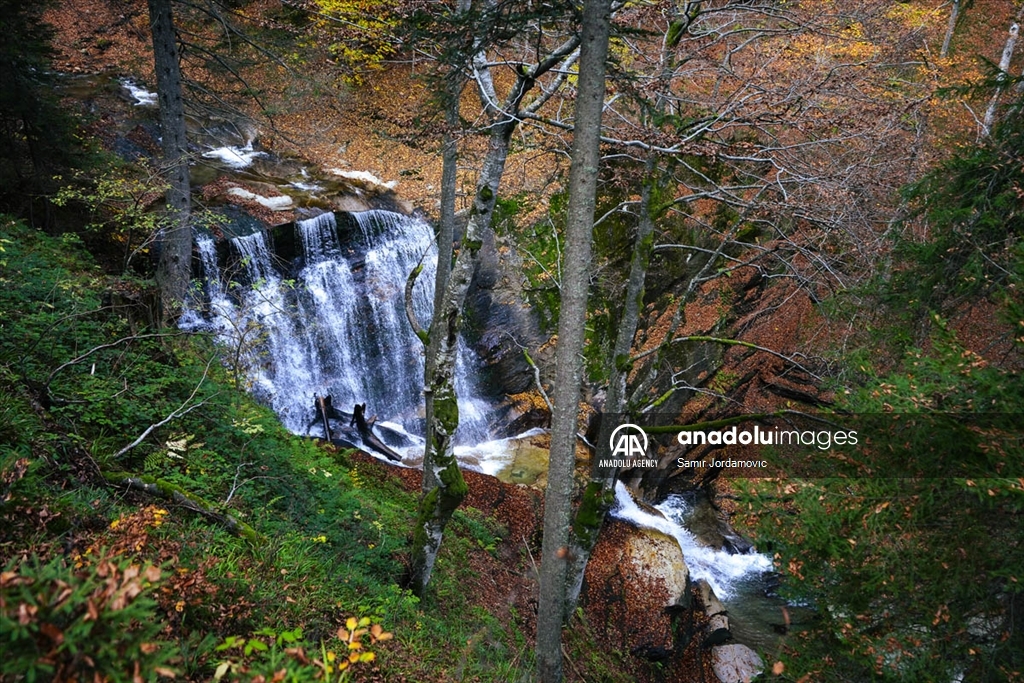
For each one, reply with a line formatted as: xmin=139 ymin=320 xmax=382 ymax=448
xmin=307 ymin=397 xmax=403 ymax=463
xmin=351 ymin=403 xmax=402 ymax=462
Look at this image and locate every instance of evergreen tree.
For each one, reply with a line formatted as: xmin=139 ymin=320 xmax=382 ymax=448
xmin=0 ymin=0 xmax=77 ymax=224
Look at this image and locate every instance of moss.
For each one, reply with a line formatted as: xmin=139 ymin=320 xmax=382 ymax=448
xmin=412 ymin=487 xmax=439 ymax=552
xmin=477 ymin=185 xmax=494 ymax=203
xmin=614 ymin=353 xmax=632 ymax=373
xmin=438 ymin=461 xmax=468 ymax=500
xmin=572 ymin=481 xmax=610 ymax=548
xmin=432 ymin=391 xmax=460 ymax=435
xmin=665 ymin=20 xmax=686 ymax=49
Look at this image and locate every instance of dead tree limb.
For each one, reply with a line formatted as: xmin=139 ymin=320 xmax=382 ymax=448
xmin=103 ymin=470 xmax=260 ymax=543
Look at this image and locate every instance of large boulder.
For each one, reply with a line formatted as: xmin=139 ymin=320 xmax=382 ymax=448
xmin=711 ymin=643 xmax=763 ymax=683
xmin=583 ymin=518 xmax=690 ymax=659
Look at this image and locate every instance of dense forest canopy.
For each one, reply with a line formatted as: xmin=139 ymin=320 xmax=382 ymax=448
xmin=1 ymin=0 xmax=1022 ymax=681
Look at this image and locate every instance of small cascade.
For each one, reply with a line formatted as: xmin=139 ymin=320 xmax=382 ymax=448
xmin=610 ymin=481 xmax=772 ymax=600
xmin=184 ymin=210 xmax=491 ymax=448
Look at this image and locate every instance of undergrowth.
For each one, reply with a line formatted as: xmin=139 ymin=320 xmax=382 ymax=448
xmin=0 ymin=217 xmax=562 ymax=682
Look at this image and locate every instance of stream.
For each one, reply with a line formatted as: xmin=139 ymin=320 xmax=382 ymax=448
xmin=85 ymin=73 xmax=806 ymax=653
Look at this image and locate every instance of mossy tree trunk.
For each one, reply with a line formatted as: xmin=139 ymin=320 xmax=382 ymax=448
xmin=410 ymin=78 xmax=521 ymax=598
xmin=410 ymin=6 xmax=583 ymax=596
xmin=564 ymin=157 xmax=658 ymax=612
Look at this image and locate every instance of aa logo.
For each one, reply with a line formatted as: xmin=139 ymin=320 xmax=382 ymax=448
xmin=609 ymin=424 xmax=648 ymax=458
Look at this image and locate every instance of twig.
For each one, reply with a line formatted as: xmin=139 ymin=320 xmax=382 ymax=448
xmin=113 ymin=357 xmax=216 ymax=459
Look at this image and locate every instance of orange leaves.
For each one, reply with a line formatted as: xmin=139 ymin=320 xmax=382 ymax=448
xmin=321 ymin=616 xmax=393 ymax=678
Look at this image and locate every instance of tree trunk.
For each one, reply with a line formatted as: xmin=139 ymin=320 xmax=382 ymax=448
xmin=983 ymin=11 xmax=1023 ymax=135
xmin=940 ymin=0 xmax=960 ymax=58
xmin=564 ymin=156 xmax=658 ymax=612
xmin=535 ymin=0 xmax=613 ymax=679
xmin=148 ymin=0 xmax=192 ymax=324
xmin=411 ymin=0 xmax=583 ymax=597
xmin=410 ymin=106 xmax=520 ymax=598
xmin=422 ymin=74 xmax=464 ymax=494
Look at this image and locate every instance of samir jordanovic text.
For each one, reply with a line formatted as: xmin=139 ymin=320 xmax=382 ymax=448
xmin=675 ymin=425 xmax=858 ymax=451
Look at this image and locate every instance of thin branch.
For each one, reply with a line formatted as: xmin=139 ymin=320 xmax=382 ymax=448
xmin=46 ymin=332 xmax=187 ymax=389
xmin=404 ymin=248 xmax=430 ymax=346
xmin=113 ymin=357 xmax=216 ymax=459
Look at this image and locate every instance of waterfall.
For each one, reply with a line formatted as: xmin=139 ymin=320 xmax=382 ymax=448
xmin=183 ymin=210 xmax=491 ymax=446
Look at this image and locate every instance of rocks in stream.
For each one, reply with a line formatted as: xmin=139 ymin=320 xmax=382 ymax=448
xmin=711 ymin=643 xmax=764 ymax=683
xmin=695 ymin=578 xmax=765 ymax=683
xmin=583 ymin=519 xmax=691 ymax=659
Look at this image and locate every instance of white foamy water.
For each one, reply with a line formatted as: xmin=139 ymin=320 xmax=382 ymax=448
xmin=202 ymin=143 xmax=265 ymax=168
xmin=183 ymin=211 xmax=492 ymax=443
xmin=610 ymin=481 xmax=772 ymax=599
xmin=121 ymin=78 xmax=157 ymax=106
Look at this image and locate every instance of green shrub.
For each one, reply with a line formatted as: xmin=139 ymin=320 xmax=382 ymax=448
xmin=0 ymin=552 xmax=175 ymax=682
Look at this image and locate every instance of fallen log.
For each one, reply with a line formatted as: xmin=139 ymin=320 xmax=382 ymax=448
xmin=695 ymin=578 xmax=732 ymax=647
xmin=103 ymin=471 xmax=261 ymax=544
xmin=351 ymin=403 xmax=402 ymax=462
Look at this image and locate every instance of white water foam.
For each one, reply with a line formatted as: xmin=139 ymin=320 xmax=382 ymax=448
xmin=183 ymin=211 xmax=493 ymax=445
xmin=610 ymin=481 xmax=772 ymax=600
xmin=202 ymin=143 xmax=265 ymax=169
xmin=121 ymin=78 xmax=157 ymax=106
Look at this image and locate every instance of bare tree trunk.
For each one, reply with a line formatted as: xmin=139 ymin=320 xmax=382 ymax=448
xmin=940 ymin=0 xmax=960 ymax=58
xmin=564 ymin=156 xmax=657 ymax=612
xmin=983 ymin=11 xmax=1022 ymax=135
xmin=148 ymin=0 xmax=192 ymax=324
xmin=535 ymin=0 xmax=613 ymax=679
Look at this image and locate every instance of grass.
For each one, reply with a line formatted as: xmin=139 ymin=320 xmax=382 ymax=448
xmin=0 ymin=216 xmax=542 ymax=681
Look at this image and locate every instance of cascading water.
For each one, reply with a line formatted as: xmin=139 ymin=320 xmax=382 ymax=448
xmin=610 ymin=481 xmax=772 ymax=600
xmin=183 ymin=210 xmax=491 ymax=449
xmin=609 ymin=481 xmax=813 ymax=650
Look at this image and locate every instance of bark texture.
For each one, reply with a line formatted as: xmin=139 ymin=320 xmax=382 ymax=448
xmin=148 ymin=0 xmax=192 ymax=323
xmin=535 ymin=0 xmax=613 ymax=679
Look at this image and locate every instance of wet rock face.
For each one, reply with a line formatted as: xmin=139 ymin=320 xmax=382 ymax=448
xmin=582 ymin=519 xmax=691 ymax=658
xmin=465 ymin=228 xmax=551 ymax=399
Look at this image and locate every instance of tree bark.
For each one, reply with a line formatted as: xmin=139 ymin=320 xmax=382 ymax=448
xmin=940 ymin=0 xmax=960 ymax=58
xmin=421 ymin=72 xmax=464 ymax=494
xmin=148 ymin=0 xmax=192 ymax=324
xmin=535 ymin=0 xmax=613 ymax=679
xmin=411 ymin=2 xmax=582 ymax=596
xmin=564 ymin=156 xmax=658 ymax=612
xmin=982 ymin=10 xmax=1023 ymax=135
xmin=410 ymin=91 xmax=518 ymax=599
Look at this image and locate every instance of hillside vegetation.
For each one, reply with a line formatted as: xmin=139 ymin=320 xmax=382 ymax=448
xmin=2 ymin=0 xmax=1024 ymax=681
